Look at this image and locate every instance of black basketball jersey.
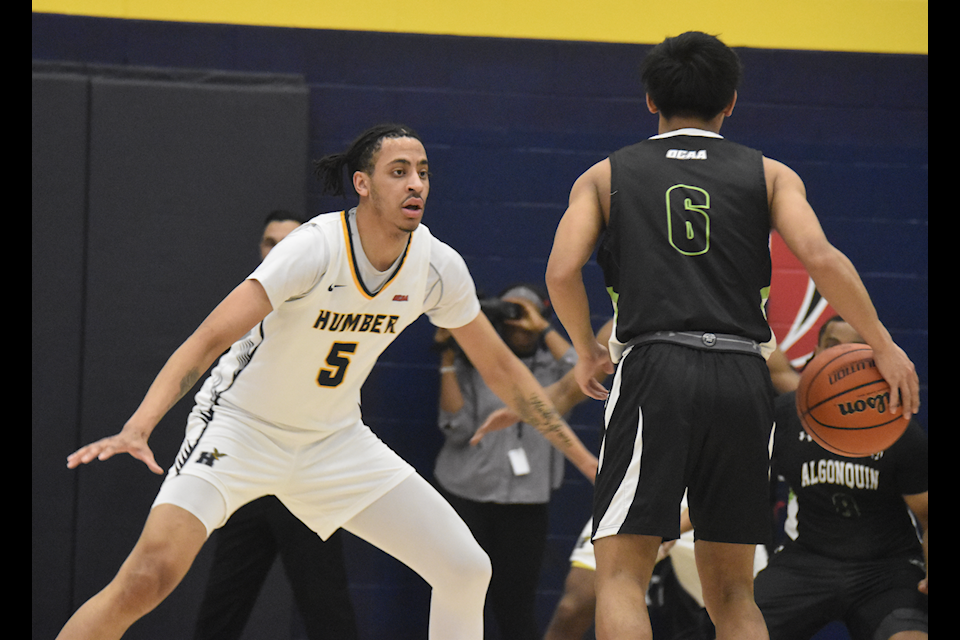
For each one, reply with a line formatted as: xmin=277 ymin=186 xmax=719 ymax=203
xmin=772 ymin=391 xmax=927 ymax=562
xmin=598 ymin=130 xmax=772 ymax=344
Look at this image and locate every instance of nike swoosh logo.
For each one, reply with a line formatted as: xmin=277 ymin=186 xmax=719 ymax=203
xmin=328 ymin=284 xmax=347 ymax=291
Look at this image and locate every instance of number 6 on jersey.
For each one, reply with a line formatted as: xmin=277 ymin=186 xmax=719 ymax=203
xmin=666 ymin=184 xmax=711 ymax=256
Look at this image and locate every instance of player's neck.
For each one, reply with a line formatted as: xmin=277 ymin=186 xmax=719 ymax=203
xmin=658 ymin=113 xmax=725 ymax=135
xmin=353 ymin=205 xmax=411 ymax=271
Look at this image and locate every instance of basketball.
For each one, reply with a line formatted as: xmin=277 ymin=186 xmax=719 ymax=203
xmin=796 ymin=343 xmax=909 ymax=457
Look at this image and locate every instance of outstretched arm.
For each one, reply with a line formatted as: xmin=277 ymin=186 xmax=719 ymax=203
xmin=766 ymin=157 xmax=919 ymax=418
xmin=66 ymin=279 xmax=274 ymax=474
xmin=449 ymin=312 xmax=598 ymax=482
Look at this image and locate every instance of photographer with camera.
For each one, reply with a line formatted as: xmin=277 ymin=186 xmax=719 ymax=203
xmin=432 ymin=284 xmax=579 ymax=640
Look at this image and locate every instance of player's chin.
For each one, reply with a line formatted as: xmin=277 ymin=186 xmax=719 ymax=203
xmin=400 ymin=209 xmax=423 ymax=228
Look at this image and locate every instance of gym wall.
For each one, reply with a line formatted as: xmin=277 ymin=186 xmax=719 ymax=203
xmin=33 ymin=8 xmax=927 ymax=640
xmin=33 ymin=60 xmax=309 ymax=639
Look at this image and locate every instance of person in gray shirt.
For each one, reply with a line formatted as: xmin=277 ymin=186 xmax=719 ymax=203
xmin=433 ymin=283 xmax=577 ymax=640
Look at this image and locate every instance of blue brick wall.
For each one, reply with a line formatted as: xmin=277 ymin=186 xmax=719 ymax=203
xmin=33 ymin=12 xmax=927 ymax=640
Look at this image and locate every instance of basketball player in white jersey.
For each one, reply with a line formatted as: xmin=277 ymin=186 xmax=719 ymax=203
xmin=59 ymin=123 xmax=599 ymax=640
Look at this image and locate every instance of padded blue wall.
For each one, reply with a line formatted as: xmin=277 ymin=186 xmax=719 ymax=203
xmin=33 ymin=12 xmax=927 ymax=640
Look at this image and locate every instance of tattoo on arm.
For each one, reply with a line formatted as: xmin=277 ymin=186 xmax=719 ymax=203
xmin=516 ymin=392 xmax=574 ymax=449
xmin=172 ymin=368 xmax=201 ymax=411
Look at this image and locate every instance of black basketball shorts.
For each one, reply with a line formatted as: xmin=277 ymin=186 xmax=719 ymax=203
xmin=754 ymin=540 xmax=927 ymax=640
xmin=593 ymin=342 xmax=775 ymax=544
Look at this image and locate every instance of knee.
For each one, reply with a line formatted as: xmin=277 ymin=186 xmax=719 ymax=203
xmin=111 ymin=546 xmax=185 ymax=614
xmin=435 ymin=540 xmax=491 ymax=595
xmin=461 ymin=542 xmax=493 ymax=591
xmin=553 ymin=591 xmax=595 ymax=628
xmin=700 ymin=576 xmax=755 ymax=614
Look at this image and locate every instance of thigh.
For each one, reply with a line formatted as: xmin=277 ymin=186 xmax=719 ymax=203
xmin=753 ymin=547 xmax=842 ymax=640
xmin=694 ymin=540 xmax=758 ymax=604
xmin=686 ymin=352 xmax=774 ymax=545
xmin=280 ymin=421 xmax=416 ymax=540
xmin=340 ymin=473 xmax=488 ymax=587
xmin=593 ymin=534 xmax=664 ymax=637
xmin=437 ymin=487 xmax=494 ymax=550
xmin=160 ymin=410 xmax=295 ymax=533
xmin=594 ymin=345 xmax=690 ymax=541
xmin=844 ymin=557 xmax=928 ymax=640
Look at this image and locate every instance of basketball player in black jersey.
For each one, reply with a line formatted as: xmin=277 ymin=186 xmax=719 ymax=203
xmin=544 ymin=32 xmax=919 ymax=640
xmin=754 ymin=317 xmax=927 ymax=640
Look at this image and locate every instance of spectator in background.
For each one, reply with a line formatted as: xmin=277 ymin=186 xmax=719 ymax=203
xmin=193 ymin=210 xmax=358 ymax=640
xmin=433 ymin=283 xmax=578 ymax=640
xmin=754 ymin=316 xmax=928 ymax=640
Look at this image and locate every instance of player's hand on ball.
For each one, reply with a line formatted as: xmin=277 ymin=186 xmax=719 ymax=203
xmin=872 ymin=342 xmax=919 ymax=420
xmin=67 ymin=426 xmax=164 ymax=475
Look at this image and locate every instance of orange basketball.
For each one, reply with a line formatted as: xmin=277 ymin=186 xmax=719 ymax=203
xmin=796 ymin=343 xmax=909 ymax=457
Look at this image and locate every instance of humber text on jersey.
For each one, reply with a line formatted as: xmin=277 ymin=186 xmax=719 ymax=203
xmin=313 ymin=310 xmax=401 ymax=334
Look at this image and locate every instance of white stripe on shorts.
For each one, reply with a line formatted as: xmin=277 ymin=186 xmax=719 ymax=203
xmin=595 ymin=350 xmax=645 ymax=541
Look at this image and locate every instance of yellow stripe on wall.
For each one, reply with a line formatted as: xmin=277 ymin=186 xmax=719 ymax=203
xmin=32 ymin=0 xmax=928 ymax=54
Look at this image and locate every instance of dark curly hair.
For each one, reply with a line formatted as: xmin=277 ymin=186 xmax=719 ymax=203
xmin=313 ymin=123 xmax=423 ymax=197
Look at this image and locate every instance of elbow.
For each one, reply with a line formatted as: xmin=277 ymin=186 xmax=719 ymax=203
xmin=545 ymin=259 xmax=580 ymax=296
xmin=798 ymin=242 xmax=844 ymax=279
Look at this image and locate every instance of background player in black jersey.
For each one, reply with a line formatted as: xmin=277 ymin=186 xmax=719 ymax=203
xmin=754 ymin=316 xmax=928 ymax=640
xmin=544 ymin=32 xmax=919 ymax=640
xmin=192 ymin=210 xmax=359 ymax=640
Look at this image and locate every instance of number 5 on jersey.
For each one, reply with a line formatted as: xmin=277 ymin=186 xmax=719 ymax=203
xmin=317 ymin=342 xmax=357 ymax=387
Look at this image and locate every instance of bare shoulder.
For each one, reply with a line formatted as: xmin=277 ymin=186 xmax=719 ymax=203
xmin=763 ymin=156 xmax=806 ymax=199
xmin=569 ymin=158 xmax=612 ymax=222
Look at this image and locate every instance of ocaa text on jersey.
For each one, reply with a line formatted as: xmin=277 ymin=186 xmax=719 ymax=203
xmin=666 ymin=149 xmax=707 ymax=160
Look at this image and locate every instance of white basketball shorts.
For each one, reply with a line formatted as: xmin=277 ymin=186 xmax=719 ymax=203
xmin=153 ymin=402 xmax=415 ymax=539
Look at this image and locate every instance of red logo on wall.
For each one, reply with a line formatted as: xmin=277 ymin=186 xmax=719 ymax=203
xmin=767 ymin=233 xmax=836 ymax=370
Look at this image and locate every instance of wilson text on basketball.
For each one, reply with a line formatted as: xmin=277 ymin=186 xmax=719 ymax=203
xmin=837 ymin=391 xmax=890 ymax=416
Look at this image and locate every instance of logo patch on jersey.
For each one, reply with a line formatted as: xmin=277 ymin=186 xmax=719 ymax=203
xmin=666 ymin=149 xmax=707 ymax=160
xmin=195 ymin=448 xmax=228 ymax=467
xmin=392 ymin=294 xmax=409 ymax=301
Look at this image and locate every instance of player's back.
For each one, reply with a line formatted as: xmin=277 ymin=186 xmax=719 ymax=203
xmin=599 ymin=130 xmax=771 ymax=344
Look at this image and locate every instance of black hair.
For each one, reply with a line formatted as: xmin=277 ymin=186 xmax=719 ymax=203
xmin=639 ymin=31 xmax=742 ymax=121
xmin=262 ymin=209 xmax=305 ymax=228
xmin=313 ymin=123 xmax=423 ymax=198
xmin=801 ymin=315 xmax=847 ymax=368
xmin=816 ymin=315 xmax=846 ymax=346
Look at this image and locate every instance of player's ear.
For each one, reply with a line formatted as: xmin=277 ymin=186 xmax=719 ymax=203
xmin=353 ymin=170 xmax=370 ymax=197
xmin=723 ymin=91 xmax=737 ymax=117
xmin=646 ymin=93 xmax=658 ymax=114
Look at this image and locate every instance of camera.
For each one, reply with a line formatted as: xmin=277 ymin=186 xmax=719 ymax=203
xmin=480 ymin=298 xmax=523 ymax=323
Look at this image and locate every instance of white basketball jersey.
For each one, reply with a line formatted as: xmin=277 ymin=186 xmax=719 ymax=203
xmin=192 ymin=210 xmax=478 ymax=433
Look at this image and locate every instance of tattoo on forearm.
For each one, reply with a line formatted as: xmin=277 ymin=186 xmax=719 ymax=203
xmin=173 ymin=368 xmax=201 ymax=410
xmin=516 ymin=392 xmax=574 ymax=449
